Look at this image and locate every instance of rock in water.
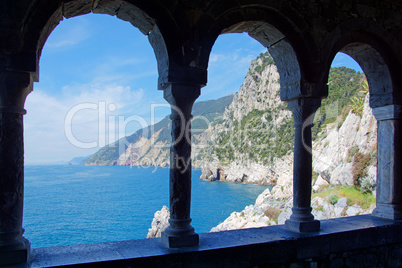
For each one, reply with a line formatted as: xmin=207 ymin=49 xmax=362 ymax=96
xmin=147 ymin=206 xmax=170 ymax=238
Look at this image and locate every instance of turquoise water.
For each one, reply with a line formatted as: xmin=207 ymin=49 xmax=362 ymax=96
xmin=23 ymin=165 xmax=268 ymax=248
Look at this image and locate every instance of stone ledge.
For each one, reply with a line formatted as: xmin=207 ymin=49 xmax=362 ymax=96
xmin=19 ymin=215 xmax=402 ymax=267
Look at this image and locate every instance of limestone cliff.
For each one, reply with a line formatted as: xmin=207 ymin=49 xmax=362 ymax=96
xmin=312 ymin=94 xmax=377 ymax=188
xmin=147 ymin=205 xmax=170 ymax=238
xmin=197 ymin=53 xmax=374 ymax=188
xmin=195 ymin=52 xmax=294 ymax=183
xmin=210 ymin=91 xmax=378 ymax=232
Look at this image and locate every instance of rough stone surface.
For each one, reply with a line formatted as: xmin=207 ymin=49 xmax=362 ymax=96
xmin=147 ymin=206 xmax=170 ymax=238
xmin=28 ymin=216 xmax=402 ymax=268
xmin=372 ymin=105 xmax=402 ymax=220
xmin=313 ymin=94 xmax=377 ymax=186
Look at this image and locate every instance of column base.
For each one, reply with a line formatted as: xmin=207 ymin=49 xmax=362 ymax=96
xmin=161 ymin=231 xmax=199 ymax=248
xmin=161 ymin=218 xmax=199 ymax=248
xmin=372 ymin=203 xmax=402 ymax=220
xmin=285 ymin=219 xmax=320 ymax=232
xmin=0 ymin=236 xmax=31 ymax=266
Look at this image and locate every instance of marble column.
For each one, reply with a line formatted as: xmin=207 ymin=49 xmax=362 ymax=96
xmin=161 ymin=83 xmax=200 ymax=248
xmin=0 ymin=71 xmax=32 ymax=266
xmin=285 ymin=98 xmax=321 ymax=232
xmin=372 ymin=104 xmax=402 ymax=220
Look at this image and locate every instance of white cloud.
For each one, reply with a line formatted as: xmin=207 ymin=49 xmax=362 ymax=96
xmin=45 ymin=18 xmax=90 ymax=49
xmin=24 ymin=82 xmax=152 ymax=164
xmin=209 ymin=53 xmax=225 ymax=63
xmin=202 ymin=50 xmax=259 ymax=99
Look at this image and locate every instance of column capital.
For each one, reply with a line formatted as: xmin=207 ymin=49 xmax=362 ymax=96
xmin=372 ymin=104 xmax=402 ymax=121
xmin=0 ymin=71 xmax=33 ymax=109
xmin=163 ymin=83 xmax=200 ymax=120
xmin=0 ymin=106 xmax=27 ymax=115
xmin=163 ymin=83 xmax=200 ymax=104
xmin=287 ymin=98 xmax=321 ymax=126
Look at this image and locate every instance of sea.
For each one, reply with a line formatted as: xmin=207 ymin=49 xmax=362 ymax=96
xmin=23 ymin=165 xmax=269 ymax=248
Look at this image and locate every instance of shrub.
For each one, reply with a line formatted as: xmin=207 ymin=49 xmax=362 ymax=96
xmin=313 ymin=186 xmax=375 ymax=210
xmin=349 ymin=96 xmax=365 ymax=116
xmin=328 ymin=194 xmax=339 ymax=205
xmin=347 ymin=146 xmax=359 ymax=162
xmin=360 ymin=176 xmax=376 ymax=194
xmin=352 ymin=152 xmax=371 ymax=188
xmin=264 ymin=207 xmax=282 ymax=223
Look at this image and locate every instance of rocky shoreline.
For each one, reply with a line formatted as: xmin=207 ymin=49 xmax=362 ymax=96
xmin=147 ymin=183 xmax=375 ymax=238
xmin=210 ymin=185 xmax=375 ymax=233
xmin=200 ymin=162 xmax=278 ymax=185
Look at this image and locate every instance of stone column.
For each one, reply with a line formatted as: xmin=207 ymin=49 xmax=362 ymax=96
xmin=161 ymin=83 xmax=200 ymax=248
xmin=0 ymin=71 xmax=32 ymax=266
xmin=285 ymin=98 xmax=321 ymax=232
xmin=372 ymin=104 xmax=402 ymax=220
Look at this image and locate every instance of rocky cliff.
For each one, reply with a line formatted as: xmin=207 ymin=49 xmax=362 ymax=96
xmin=198 ymin=53 xmax=372 ymax=187
xmin=199 ymin=93 xmax=377 ymax=189
xmin=147 ymin=205 xmax=170 ymax=238
xmin=195 ymin=53 xmax=294 ymax=184
xmin=211 ymin=93 xmax=377 ymax=232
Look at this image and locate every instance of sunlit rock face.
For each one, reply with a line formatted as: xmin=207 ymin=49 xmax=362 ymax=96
xmin=147 ymin=205 xmax=170 ymax=238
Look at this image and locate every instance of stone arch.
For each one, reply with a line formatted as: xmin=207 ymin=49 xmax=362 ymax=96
xmin=17 ymin=0 xmax=166 ymax=87
xmin=322 ymin=18 xmax=402 ymax=221
xmin=200 ymin=5 xmax=322 ymax=101
xmin=323 ymin=20 xmax=402 ymax=108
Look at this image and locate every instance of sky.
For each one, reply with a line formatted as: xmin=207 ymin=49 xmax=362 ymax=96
xmin=23 ymin=13 xmax=362 ymax=165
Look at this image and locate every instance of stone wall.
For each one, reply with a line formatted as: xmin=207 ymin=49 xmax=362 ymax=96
xmin=30 ymin=215 xmax=402 ymax=267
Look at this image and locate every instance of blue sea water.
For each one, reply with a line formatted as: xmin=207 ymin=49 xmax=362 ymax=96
xmin=23 ymin=165 xmax=269 ymax=248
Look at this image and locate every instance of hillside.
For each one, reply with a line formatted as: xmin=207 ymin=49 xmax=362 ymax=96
xmin=83 ymin=95 xmax=234 ymax=166
xmin=197 ymin=52 xmax=368 ymax=185
xmin=193 ymin=53 xmax=293 ymax=169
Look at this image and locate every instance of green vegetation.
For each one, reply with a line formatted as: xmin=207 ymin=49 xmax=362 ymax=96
xmin=254 ymin=52 xmax=275 ymax=74
xmin=328 ymin=194 xmax=339 ymax=205
xmin=347 ymin=146 xmax=359 ymax=162
xmin=349 ymin=96 xmax=365 ymax=116
xmin=325 ymin=67 xmax=364 ymax=112
xmin=192 ymin=95 xmax=234 ymax=117
xmin=211 ymin=106 xmax=294 ymax=165
xmin=312 ymin=67 xmax=365 ymax=140
xmin=313 ymin=186 xmax=376 ymax=210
